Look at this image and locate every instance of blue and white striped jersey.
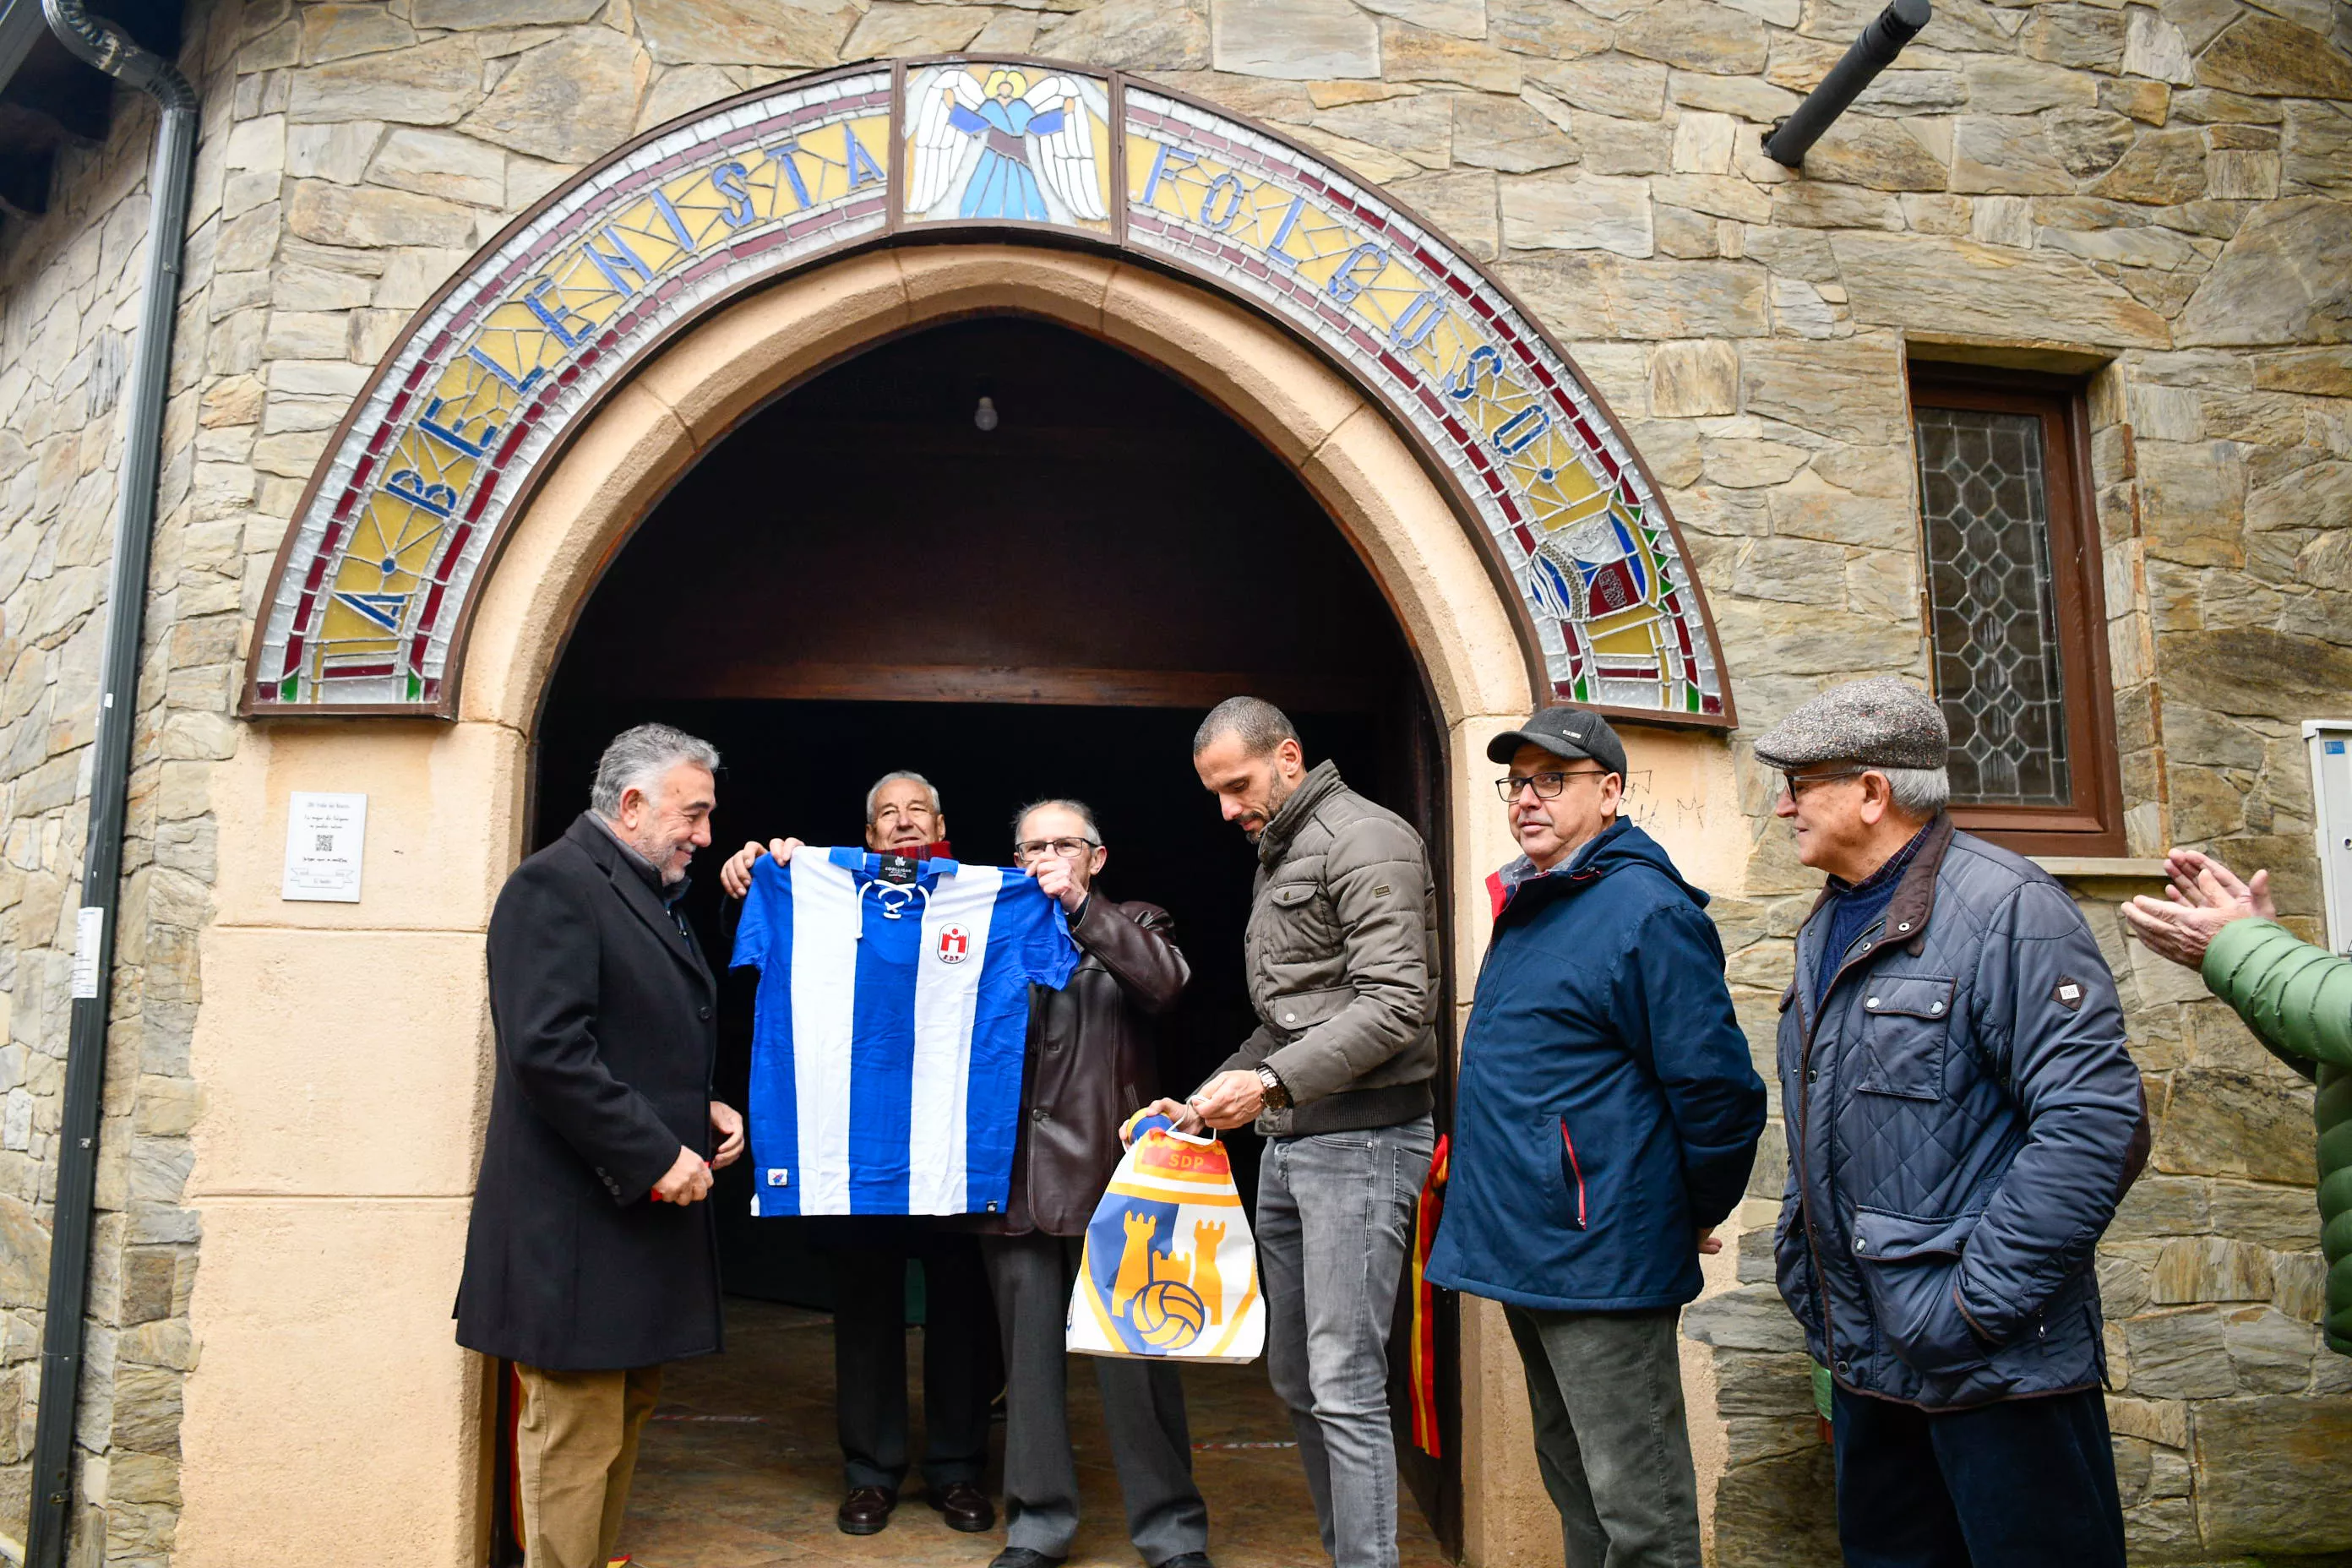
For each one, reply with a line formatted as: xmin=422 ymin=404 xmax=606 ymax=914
xmin=731 ymin=848 xmax=1079 ymax=1217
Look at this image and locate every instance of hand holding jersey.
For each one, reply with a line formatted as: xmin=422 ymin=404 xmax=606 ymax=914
xmin=721 ymin=836 xmax=803 ymax=896
xmin=1028 ymin=852 xmax=1082 ymax=912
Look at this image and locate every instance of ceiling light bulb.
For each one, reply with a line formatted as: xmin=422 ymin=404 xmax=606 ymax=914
xmin=973 ymin=395 xmax=999 ymax=433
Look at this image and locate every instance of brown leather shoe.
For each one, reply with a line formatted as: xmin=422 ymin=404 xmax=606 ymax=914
xmin=837 ymin=1484 xmax=897 ymax=1535
xmin=929 ymin=1480 xmax=996 ymax=1533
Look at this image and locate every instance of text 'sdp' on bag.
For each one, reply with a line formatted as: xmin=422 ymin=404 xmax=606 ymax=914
xmin=1068 ymin=1113 xmax=1266 ymax=1364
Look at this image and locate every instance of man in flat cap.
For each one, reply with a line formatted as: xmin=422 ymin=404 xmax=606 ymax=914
xmin=1755 ymin=675 xmax=2148 ymax=1568
xmin=1426 ymin=706 xmax=1764 ymax=1568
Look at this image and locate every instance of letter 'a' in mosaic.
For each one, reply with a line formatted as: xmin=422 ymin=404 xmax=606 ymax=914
xmin=246 ymin=58 xmax=1729 ymax=727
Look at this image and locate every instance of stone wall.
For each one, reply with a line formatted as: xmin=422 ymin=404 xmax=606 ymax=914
xmin=0 ymin=0 xmax=2344 ymax=1561
xmin=0 ymin=4 xmax=250 ymax=1558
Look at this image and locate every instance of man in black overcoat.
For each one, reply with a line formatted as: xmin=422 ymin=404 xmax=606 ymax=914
xmin=457 ymin=722 xmax=745 ymax=1568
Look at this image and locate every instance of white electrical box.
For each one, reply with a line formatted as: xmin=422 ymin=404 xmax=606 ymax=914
xmin=2303 ymin=721 xmax=2352 ymax=956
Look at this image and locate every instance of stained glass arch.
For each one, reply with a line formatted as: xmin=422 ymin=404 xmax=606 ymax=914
xmin=242 ymin=57 xmax=1734 ymax=727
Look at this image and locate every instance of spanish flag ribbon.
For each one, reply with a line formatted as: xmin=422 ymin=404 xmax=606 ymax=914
xmin=1408 ymin=1131 xmax=1451 ymax=1458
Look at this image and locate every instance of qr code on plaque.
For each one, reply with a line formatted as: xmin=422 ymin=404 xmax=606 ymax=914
xmin=314 ymin=833 xmax=335 ymax=852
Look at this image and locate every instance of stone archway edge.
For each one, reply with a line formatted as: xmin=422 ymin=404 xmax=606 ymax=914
xmin=239 ymin=55 xmax=1735 ymax=729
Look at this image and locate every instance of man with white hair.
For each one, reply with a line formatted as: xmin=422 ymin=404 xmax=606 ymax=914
xmin=720 ymin=770 xmax=997 ymax=1539
xmin=456 ymin=722 xmax=744 ymax=1568
xmin=1756 ymin=676 xmax=2147 ymax=1568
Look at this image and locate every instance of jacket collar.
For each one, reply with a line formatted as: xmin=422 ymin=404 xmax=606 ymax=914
xmin=584 ymin=809 xmax=668 ymax=894
xmin=1875 ymin=813 xmax=1952 ymax=955
xmin=1787 ymin=818 xmax=1957 ymax=1025
xmin=1257 ymin=760 xmax=1346 ymax=868
xmin=1486 ymin=815 xmax=1626 ymax=920
xmin=565 ymin=813 xmax=714 ymax=992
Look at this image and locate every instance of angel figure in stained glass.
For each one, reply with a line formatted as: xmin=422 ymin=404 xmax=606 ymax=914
xmin=906 ymin=67 xmax=1108 ymax=225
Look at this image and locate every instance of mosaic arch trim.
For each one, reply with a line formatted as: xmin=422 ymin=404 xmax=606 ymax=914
xmin=245 ymin=58 xmax=1733 ymax=727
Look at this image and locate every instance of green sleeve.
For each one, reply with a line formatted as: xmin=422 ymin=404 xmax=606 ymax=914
xmin=2201 ymin=918 xmax=2352 ymax=1073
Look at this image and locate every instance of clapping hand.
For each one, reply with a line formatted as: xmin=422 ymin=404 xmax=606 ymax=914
xmin=2121 ymin=847 xmax=2275 ymax=970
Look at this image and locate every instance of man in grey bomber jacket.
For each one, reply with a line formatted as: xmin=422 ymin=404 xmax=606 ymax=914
xmin=1145 ymin=696 xmax=1439 ymax=1568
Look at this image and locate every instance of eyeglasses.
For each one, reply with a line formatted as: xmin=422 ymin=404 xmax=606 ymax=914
xmin=1013 ymin=836 xmax=1099 ymax=861
xmin=1779 ymin=766 xmax=1868 ymax=801
xmin=1494 ymin=769 xmax=1608 ymax=802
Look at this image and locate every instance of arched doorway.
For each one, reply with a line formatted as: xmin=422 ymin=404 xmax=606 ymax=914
xmin=196 ymin=55 xmax=1741 ymax=1568
xmin=524 ymin=311 xmax=1448 ymax=1565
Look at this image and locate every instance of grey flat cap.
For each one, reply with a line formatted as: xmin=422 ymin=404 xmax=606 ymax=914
xmin=1750 ymin=676 xmax=1948 ymax=770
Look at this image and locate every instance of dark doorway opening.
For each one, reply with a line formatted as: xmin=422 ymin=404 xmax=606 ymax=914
xmin=512 ymin=314 xmax=1457 ymax=1565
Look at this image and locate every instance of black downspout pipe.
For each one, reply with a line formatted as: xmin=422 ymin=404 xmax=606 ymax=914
xmin=1762 ymin=0 xmax=1932 ymax=168
xmin=24 ymin=4 xmax=196 ymax=1565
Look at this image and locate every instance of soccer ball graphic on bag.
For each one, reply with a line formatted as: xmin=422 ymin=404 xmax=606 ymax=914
xmin=1068 ymin=1114 xmax=1266 ymax=1363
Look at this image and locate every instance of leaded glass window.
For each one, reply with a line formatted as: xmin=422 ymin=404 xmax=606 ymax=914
xmin=1915 ymin=406 xmax=2072 ymax=808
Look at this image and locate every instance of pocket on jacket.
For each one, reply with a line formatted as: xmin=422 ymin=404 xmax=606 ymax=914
xmin=1855 ymin=976 xmax=1956 ymax=1101
xmin=1267 ymin=984 xmax=1353 ymax=1036
xmin=1260 ymin=879 xmax=1337 ymax=955
xmin=1552 ymin=1124 xmax=1589 ymax=1232
xmin=1850 ymin=1206 xmax=1989 ymax=1375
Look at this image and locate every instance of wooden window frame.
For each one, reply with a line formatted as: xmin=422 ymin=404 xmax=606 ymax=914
xmin=1908 ymin=364 xmax=2126 ymax=857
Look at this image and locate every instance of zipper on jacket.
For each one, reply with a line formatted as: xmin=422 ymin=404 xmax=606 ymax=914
xmin=1560 ymin=1120 xmax=1587 ymax=1230
xmin=1791 ymin=913 xmax=1894 ymax=1375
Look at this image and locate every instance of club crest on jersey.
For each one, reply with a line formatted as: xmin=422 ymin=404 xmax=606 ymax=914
xmin=936 ymin=924 xmax=971 ymax=965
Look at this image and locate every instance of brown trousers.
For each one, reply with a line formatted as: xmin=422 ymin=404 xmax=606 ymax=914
xmin=515 ymin=1362 xmax=662 ymax=1568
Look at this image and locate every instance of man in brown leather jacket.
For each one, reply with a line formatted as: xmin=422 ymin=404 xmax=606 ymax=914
xmin=981 ymin=799 xmax=1212 ymax=1568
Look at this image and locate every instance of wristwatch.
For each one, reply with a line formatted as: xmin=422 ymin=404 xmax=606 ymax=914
xmin=1255 ymin=1064 xmax=1292 ymax=1111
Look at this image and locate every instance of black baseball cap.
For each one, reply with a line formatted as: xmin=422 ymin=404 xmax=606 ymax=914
xmin=1487 ymin=706 xmax=1628 ymax=778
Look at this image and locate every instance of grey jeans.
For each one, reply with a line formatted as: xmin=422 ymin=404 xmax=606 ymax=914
xmin=1256 ymin=1114 xmax=1435 ymax=1568
xmin=1503 ymin=1305 xmax=1703 ymax=1568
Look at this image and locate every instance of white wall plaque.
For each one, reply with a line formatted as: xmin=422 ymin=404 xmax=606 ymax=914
xmin=71 ymin=906 xmax=104 ymax=999
xmin=282 ymin=792 xmax=368 ymax=902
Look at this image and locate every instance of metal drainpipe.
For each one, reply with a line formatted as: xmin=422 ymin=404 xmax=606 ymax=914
xmin=1761 ymin=0 xmax=1933 ymax=168
xmin=24 ymin=4 xmax=197 ymax=1564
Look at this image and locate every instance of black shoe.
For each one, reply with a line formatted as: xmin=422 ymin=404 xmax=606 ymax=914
xmin=990 ymin=1551 xmax=1066 ymax=1568
xmin=932 ymin=1479 xmax=997 ymax=1533
xmin=837 ymin=1484 xmax=897 ymax=1535
xmin=1158 ymin=1555 xmax=1215 ymax=1568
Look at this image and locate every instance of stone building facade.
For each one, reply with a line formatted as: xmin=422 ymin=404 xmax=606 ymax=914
xmin=0 ymin=0 xmax=2347 ymax=1564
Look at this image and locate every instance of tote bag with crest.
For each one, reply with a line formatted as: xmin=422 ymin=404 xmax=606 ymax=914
xmin=1067 ymin=1113 xmax=1266 ymax=1364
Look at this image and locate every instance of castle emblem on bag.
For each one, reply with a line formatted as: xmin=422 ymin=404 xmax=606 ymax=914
xmin=1068 ymin=1115 xmax=1265 ymax=1364
xmin=1110 ymin=1211 xmax=1225 ymax=1348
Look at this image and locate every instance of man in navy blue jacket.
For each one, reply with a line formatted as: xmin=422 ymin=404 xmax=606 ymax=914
xmin=1757 ymin=677 xmax=2144 ymax=1568
xmin=1426 ymin=706 xmax=1765 ymax=1568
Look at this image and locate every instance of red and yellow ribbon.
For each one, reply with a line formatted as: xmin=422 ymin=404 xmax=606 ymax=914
xmin=1408 ymin=1133 xmax=1451 ymax=1458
